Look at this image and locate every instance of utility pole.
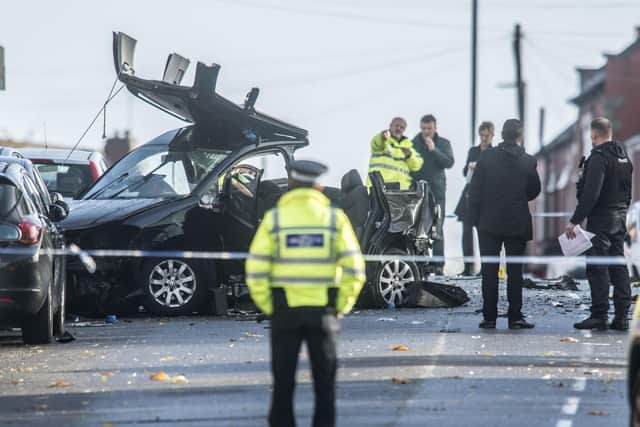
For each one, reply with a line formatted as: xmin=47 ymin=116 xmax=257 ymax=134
xmin=0 ymin=46 xmax=5 ymax=91
xmin=513 ymin=24 xmax=525 ymax=123
xmin=470 ymin=0 xmax=478 ymax=147
xmin=538 ymin=107 xmax=545 ymax=149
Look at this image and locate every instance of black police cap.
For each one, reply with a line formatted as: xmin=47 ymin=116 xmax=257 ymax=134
xmin=288 ymin=160 xmax=328 ymax=184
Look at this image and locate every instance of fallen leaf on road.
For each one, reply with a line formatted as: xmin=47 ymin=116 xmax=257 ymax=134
xmin=560 ymin=337 xmax=579 ymax=343
xmin=391 ymin=377 xmax=412 ymax=384
xmin=100 ymin=372 xmax=114 ymax=377
xmin=171 ymin=375 xmax=188 ymax=384
xmin=48 ymin=380 xmax=71 ymax=388
xmin=159 ymin=356 xmax=177 ymax=362
xmin=10 ymin=379 xmax=23 ymax=385
xmin=149 ymin=371 xmax=170 ymax=381
xmin=392 ymin=345 xmax=409 ymax=351
xmin=588 ymin=410 xmax=608 ymax=416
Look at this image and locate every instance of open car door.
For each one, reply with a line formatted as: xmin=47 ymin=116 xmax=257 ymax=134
xmin=112 ymin=32 xmax=308 ymax=146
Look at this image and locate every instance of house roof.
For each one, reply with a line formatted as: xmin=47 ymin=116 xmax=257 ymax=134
xmin=535 ymin=124 xmax=576 ymax=157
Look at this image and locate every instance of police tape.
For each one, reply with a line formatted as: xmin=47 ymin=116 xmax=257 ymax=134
xmin=445 ymin=212 xmax=573 ymax=219
xmin=5 ymin=245 xmax=637 ymax=267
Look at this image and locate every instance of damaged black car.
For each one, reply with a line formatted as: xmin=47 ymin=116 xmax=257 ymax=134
xmin=63 ymin=32 xmax=441 ymax=316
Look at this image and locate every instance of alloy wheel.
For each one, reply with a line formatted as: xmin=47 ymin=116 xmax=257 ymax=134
xmin=378 ymin=259 xmax=415 ymax=306
xmin=148 ymin=260 xmax=197 ymax=308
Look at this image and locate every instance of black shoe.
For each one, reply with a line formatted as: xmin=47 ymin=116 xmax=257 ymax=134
xmin=479 ymin=319 xmax=496 ymax=329
xmin=509 ymin=319 xmax=535 ymax=329
xmin=573 ymin=317 xmax=607 ymax=330
xmin=609 ymin=317 xmax=629 ymax=331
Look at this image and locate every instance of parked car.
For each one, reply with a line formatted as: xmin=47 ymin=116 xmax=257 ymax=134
xmin=62 ymin=32 xmax=439 ymax=316
xmin=0 ymin=159 xmax=69 ymax=344
xmin=17 ymin=149 xmax=108 ymax=199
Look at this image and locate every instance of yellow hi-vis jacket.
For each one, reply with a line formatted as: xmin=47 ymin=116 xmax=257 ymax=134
xmin=245 ymin=188 xmax=366 ymax=315
xmin=368 ymin=132 xmax=423 ymax=190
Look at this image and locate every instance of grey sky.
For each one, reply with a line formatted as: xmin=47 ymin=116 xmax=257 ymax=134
xmin=2 ymin=0 xmax=639 ymax=271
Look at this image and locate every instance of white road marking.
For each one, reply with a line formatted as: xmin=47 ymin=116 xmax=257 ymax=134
xmin=561 ymin=397 xmax=580 ymax=415
xmin=572 ymin=377 xmax=586 ymax=392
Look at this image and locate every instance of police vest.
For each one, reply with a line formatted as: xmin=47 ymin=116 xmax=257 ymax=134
xmin=578 ymin=141 xmax=633 ymax=213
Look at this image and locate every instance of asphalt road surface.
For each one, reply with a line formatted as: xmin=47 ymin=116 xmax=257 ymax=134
xmin=0 ymin=278 xmax=631 ymax=426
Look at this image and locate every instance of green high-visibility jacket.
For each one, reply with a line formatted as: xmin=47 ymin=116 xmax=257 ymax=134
xmin=368 ymin=132 xmax=423 ymax=190
xmin=245 ymin=188 xmax=366 ymax=315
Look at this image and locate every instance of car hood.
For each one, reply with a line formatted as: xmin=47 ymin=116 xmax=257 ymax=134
xmin=62 ymin=198 xmax=165 ymax=231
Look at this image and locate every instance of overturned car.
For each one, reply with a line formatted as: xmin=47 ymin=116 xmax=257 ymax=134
xmin=63 ymin=32 xmax=440 ymax=315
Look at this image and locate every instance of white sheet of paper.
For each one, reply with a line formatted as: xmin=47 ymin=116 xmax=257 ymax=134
xmin=558 ymin=225 xmax=596 ymax=256
xmin=466 ymin=162 xmax=477 ymax=184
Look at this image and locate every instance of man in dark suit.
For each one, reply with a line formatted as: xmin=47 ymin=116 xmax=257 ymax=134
xmin=468 ymin=119 xmax=541 ymax=329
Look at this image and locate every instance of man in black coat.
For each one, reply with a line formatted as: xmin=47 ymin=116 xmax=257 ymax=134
xmin=411 ymin=114 xmax=454 ymax=275
xmin=566 ymin=117 xmax=633 ymax=331
xmin=455 ymin=121 xmax=495 ymax=275
xmin=468 ymin=119 xmax=541 ymax=329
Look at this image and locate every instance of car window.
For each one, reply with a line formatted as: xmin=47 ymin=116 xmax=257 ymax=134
xmin=83 ymin=145 xmax=230 ymax=200
xmin=0 ymin=183 xmax=20 ymax=219
xmin=218 ymin=150 xmax=288 ymax=192
xmin=33 ymin=163 xmax=92 ymax=198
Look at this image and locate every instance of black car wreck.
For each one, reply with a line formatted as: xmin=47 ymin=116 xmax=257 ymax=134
xmin=63 ymin=32 xmax=441 ymax=316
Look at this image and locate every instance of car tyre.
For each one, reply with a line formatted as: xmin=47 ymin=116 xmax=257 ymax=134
xmin=53 ymin=279 xmax=66 ymax=338
xmin=22 ymin=282 xmax=54 ymax=345
xmin=141 ymin=258 xmax=207 ymax=316
xmin=363 ymin=248 xmax=420 ymax=308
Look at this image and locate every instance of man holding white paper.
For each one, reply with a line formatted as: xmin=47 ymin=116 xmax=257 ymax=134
xmin=565 ymin=118 xmax=633 ymax=331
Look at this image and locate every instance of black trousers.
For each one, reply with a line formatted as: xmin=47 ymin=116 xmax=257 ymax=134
xmin=462 ymin=220 xmax=475 ymax=274
xmin=586 ymin=216 xmax=632 ymax=319
xmin=433 ymin=198 xmax=445 ymax=269
xmin=269 ymin=308 xmax=339 ymax=427
xmin=478 ymin=231 xmax=527 ymax=322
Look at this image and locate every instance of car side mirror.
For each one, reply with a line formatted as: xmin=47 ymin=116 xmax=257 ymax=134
xmin=49 ymin=203 xmax=68 ymax=222
xmin=199 ymin=190 xmax=222 ymax=212
xmin=50 ymin=192 xmax=63 ymax=203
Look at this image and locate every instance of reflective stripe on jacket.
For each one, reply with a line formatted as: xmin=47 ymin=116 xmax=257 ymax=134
xmin=367 ymin=132 xmax=423 ymax=190
xmin=245 ymin=188 xmax=366 ymax=315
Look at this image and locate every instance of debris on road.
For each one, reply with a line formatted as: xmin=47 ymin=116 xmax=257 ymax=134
xmin=440 ymin=328 xmax=461 ymax=333
xmin=159 ymin=356 xmax=177 ymax=362
xmin=523 ymin=275 xmax=580 ymax=291
xmin=170 ymin=375 xmax=188 ymax=384
xmin=588 ymin=410 xmax=608 ymax=416
xmin=392 ymin=345 xmax=409 ymax=351
xmin=376 ymin=317 xmax=396 ymax=322
xmin=391 ymin=377 xmax=413 ymax=384
xmin=48 ymin=380 xmax=72 ymax=388
xmin=149 ymin=371 xmax=170 ymax=381
xmin=560 ymin=337 xmax=579 ymax=343
xmin=405 ymin=281 xmax=470 ymax=308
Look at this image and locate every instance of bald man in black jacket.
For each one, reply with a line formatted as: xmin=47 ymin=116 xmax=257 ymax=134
xmin=468 ymin=119 xmax=541 ymax=329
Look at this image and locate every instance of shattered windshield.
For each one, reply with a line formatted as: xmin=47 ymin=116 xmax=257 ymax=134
xmin=83 ymin=145 xmax=229 ymax=200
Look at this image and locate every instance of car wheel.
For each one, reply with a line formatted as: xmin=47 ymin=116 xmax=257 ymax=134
xmin=22 ymin=282 xmax=54 ymax=345
xmin=367 ymin=248 xmax=420 ymax=308
xmin=53 ymin=279 xmax=66 ymax=338
xmin=141 ymin=259 xmax=207 ymax=316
